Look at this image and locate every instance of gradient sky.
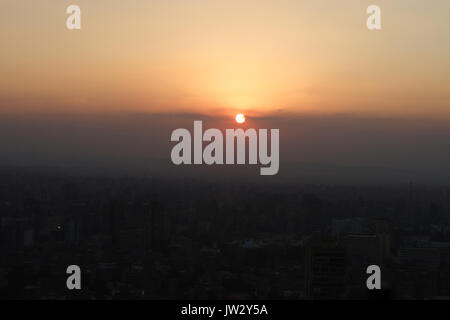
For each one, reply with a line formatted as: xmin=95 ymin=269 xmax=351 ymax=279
xmin=1 ymin=0 xmax=449 ymax=117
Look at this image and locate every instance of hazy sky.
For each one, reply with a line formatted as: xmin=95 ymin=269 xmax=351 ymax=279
xmin=1 ymin=0 xmax=449 ymax=117
xmin=2 ymin=113 xmax=450 ymax=184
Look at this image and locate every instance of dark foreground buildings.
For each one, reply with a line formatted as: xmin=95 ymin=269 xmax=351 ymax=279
xmin=1 ymin=171 xmax=450 ymax=299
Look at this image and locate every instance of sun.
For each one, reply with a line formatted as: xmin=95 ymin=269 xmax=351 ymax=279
xmin=235 ymin=113 xmax=245 ymax=124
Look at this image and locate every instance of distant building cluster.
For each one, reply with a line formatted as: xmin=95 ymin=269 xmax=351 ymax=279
xmin=1 ymin=172 xmax=450 ymax=299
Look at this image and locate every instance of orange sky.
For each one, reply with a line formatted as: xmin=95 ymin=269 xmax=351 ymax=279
xmin=1 ymin=0 xmax=449 ymax=118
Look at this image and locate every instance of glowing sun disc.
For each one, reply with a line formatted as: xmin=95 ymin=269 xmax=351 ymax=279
xmin=235 ymin=113 xmax=245 ymax=124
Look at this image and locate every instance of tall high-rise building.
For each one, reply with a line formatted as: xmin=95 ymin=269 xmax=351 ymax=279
xmin=305 ymin=241 xmax=347 ymax=299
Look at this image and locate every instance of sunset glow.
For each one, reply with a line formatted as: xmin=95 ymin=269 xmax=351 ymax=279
xmin=235 ymin=113 xmax=246 ymax=124
xmin=0 ymin=1 xmax=449 ymax=118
